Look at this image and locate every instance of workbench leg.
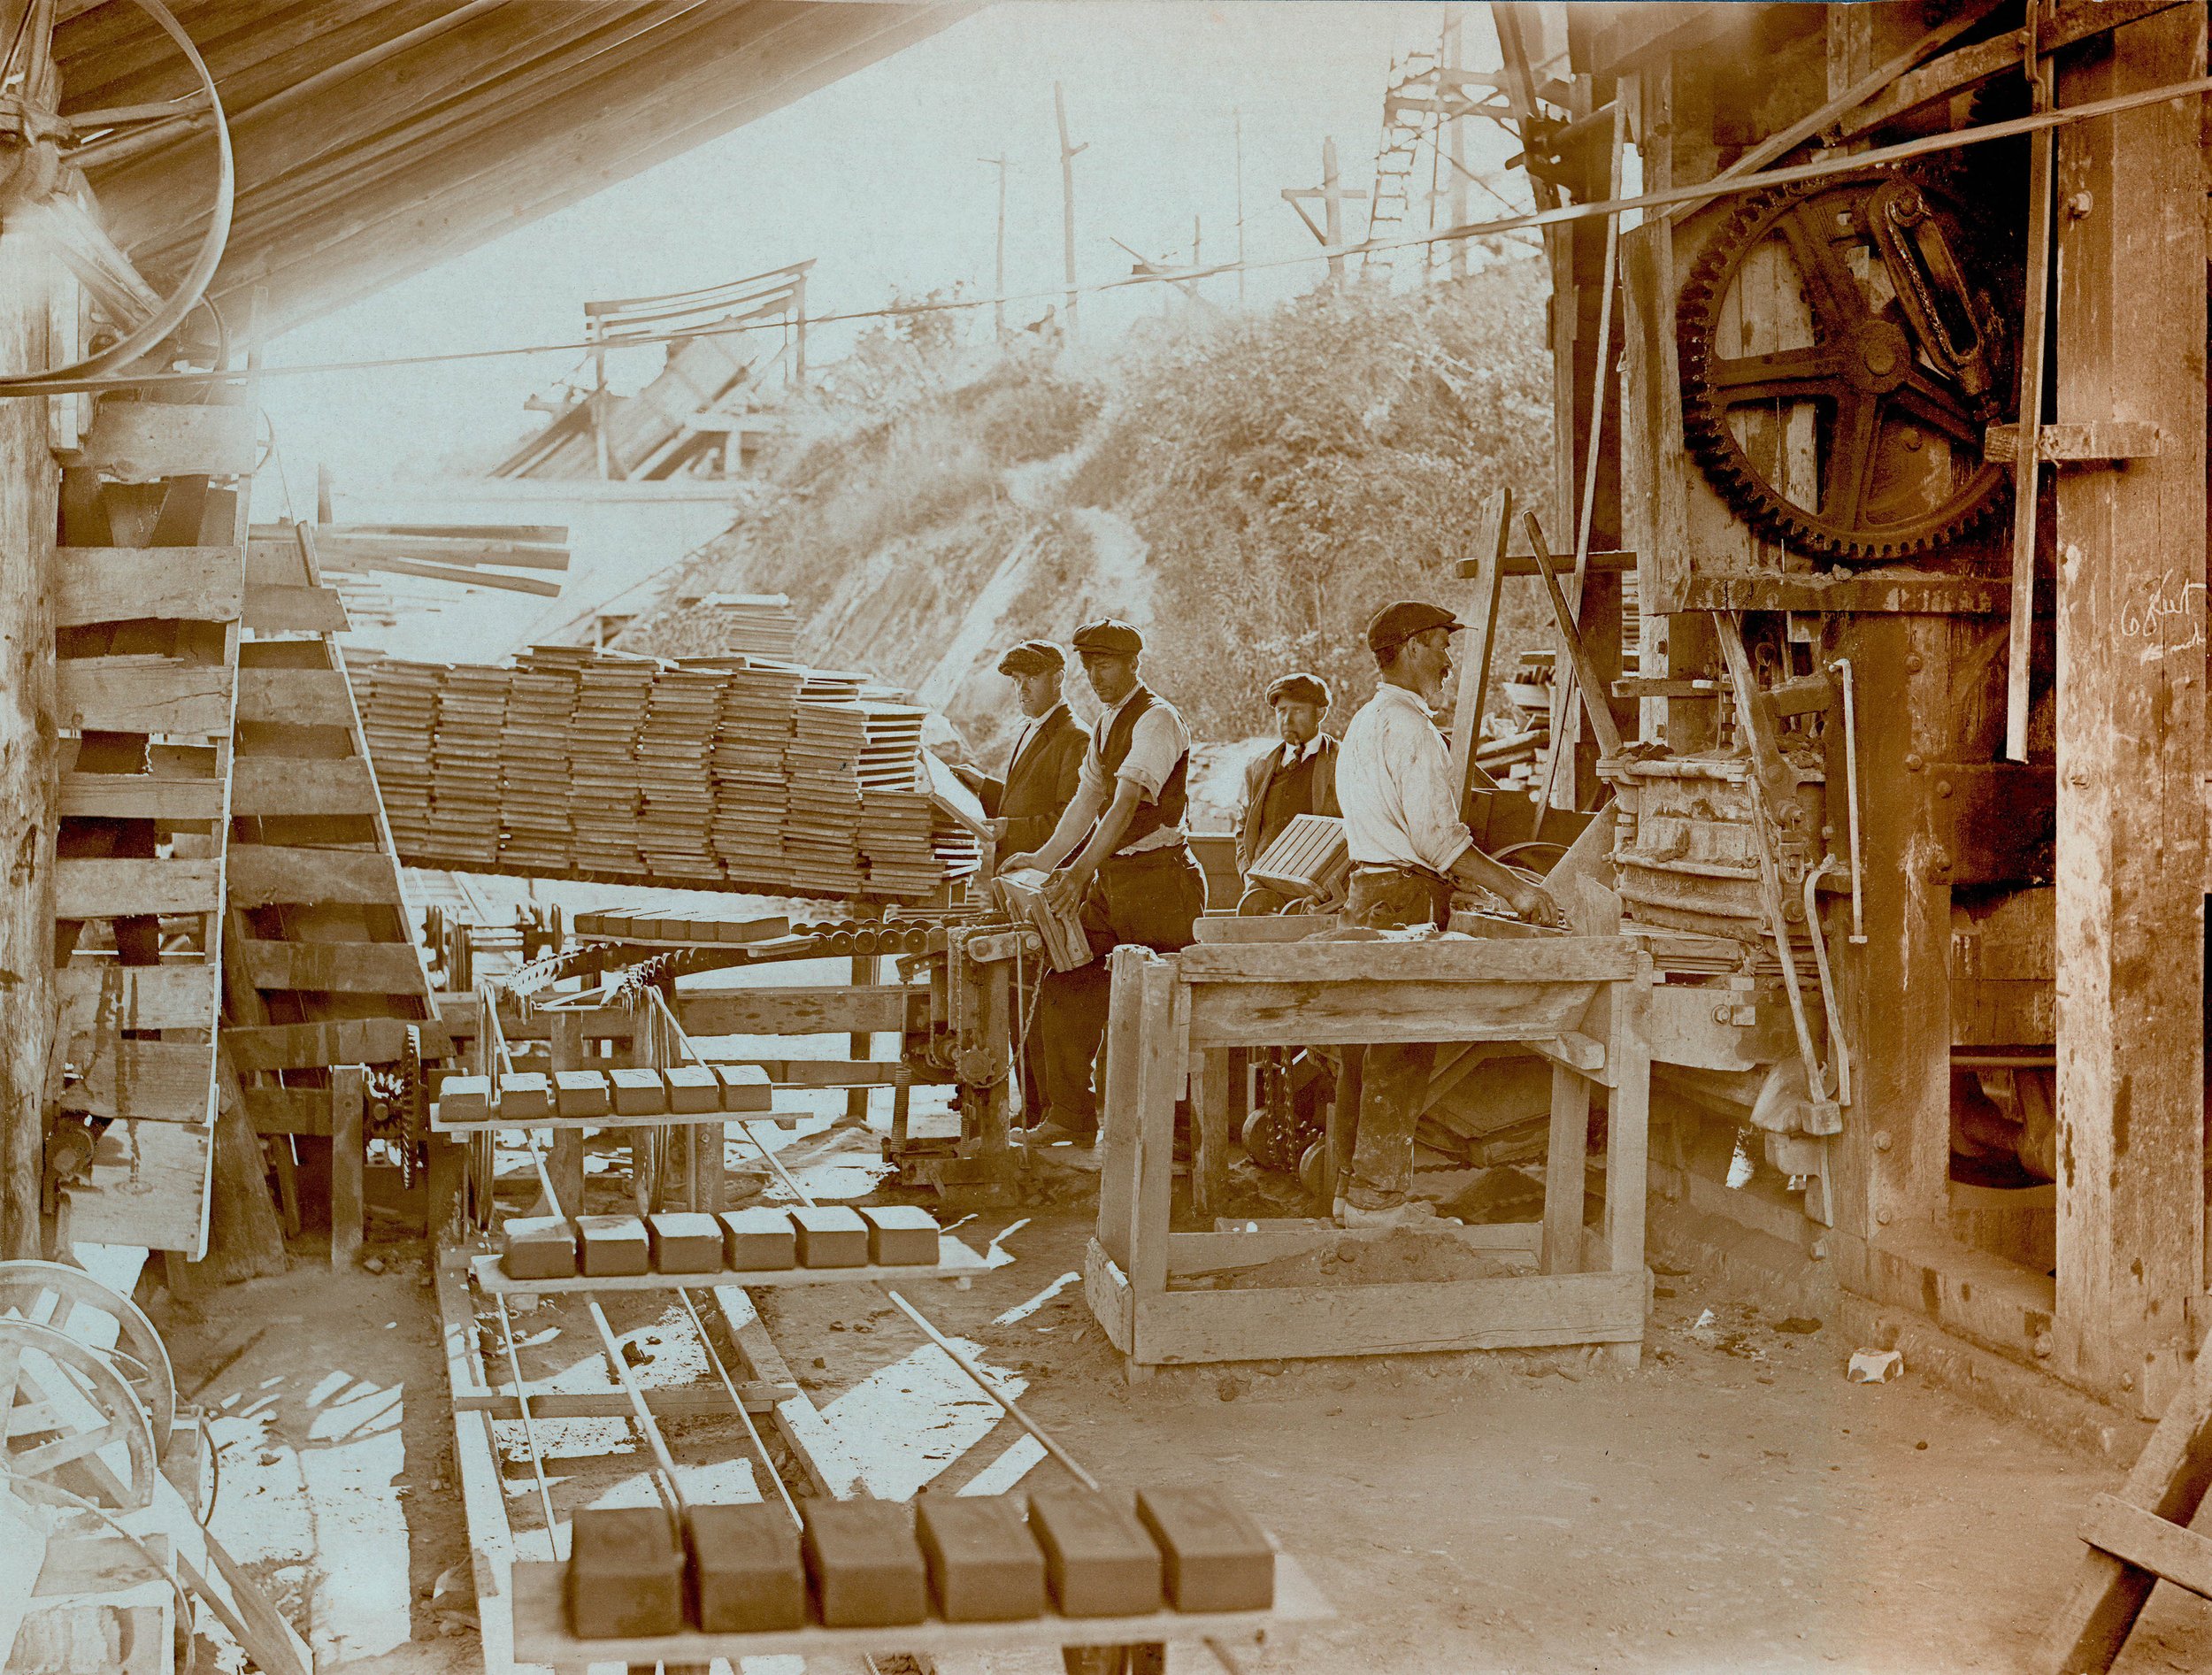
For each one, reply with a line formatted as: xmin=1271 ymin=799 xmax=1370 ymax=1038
xmin=271 ymin=1138 xmax=302 ymax=1238
xmin=703 ymin=1122 xmax=727 ymax=1212
xmin=426 ymin=1136 xmax=466 ymax=1251
xmin=1541 ymin=1066 xmax=1590 ymax=1276
xmin=330 ymin=1068 xmax=365 ymax=1271
xmin=1193 ymin=1049 xmax=1231 ymax=1222
xmin=549 ymin=1132 xmax=584 ymax=1219
xmin=848 ymin=951 xmax=875 ymax=1124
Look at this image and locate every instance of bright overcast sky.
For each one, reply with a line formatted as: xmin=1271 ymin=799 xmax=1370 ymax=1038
xmin=257 ymin=1 xmax=1519 ymax=503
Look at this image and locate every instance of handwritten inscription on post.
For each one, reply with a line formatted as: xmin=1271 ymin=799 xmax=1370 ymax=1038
xmin=2117 ymin=573 xmax=2207 ymax=662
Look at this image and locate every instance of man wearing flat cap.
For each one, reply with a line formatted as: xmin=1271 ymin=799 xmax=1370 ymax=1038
xmin=966 ymin=641 xmax=1087 ymax=857
xmin=1235 ymin=671 xmax=1341 ymax=915
xmin=1002 ymin=617 xmax=1206 ymax=1147
xmin=1332 ymin=599 xmax=1563 ymax=1228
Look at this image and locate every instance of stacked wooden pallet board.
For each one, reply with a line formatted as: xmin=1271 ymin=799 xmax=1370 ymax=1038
xmin=347 ymin=649 xmax=981 ymax=900
xmin=52 ymin=398 xmax=258 ymax=1255
xmin=222 ymin=522 xmax=441 ymax=1156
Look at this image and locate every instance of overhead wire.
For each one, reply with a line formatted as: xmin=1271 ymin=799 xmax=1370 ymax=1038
xmin=32 ymin=67 xmax=2212 ymax=399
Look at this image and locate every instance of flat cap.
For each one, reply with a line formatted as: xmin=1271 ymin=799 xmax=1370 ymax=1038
xmin=1071 ymin=618 xmax=1144 ymax=657
xmin=996 ymin=640 xmax=1065 ymax=677
xmin=1366 ymin=600 xmax=1463 ymax=656
xmin=1265 ymin=672 xmax=1333 ymax=709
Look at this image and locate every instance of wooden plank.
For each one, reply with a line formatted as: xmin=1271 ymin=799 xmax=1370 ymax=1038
xmin=2076 ymin=1494 xmax=2212 ymax=1600
xmin=75 ymin=402 xmax=256 ymax=480
xmin=61 ymin=1038 xmax=215 ymax=1123
xmin=330 ymin=1068 xmax=364 ymax=1271
xmin=1173 ymin=939 xmax=1635 ymax=985
xmin=55 ymin=858 xmax=221 ymax=919
xmin=58 ymin=767 xmax=222 ymax=822
xmin=1601 ymin=980 xmax=1653 ymax=1368
xmin=226 ymin=846 xmax=400 ymax=908
xmin=241 ymin=584 xmax=348 ymax=634
xmin=2039 ymin=1329 xmax=2212 ymax=1671
xmin=230 ymin=756 xmax=378 ymax=818
xmin=55 ymin=546 xmax=242 ymax=626
xmin=1193 ymin=1049 xmax=1232 ymax=1221
xmin=1095 ymin=947 xmax=1148 ymax=1272
xmin=1166 ymin=1222 xmax=1541 ymax=1276
xmin=236 ymin=940 xmax=427 ymax=995
xmin=220 ymin=1018 xmax=411 ymax=1072
xmin=56 ymin=658 xmax=232 ymax=734
xmin=310 ymin=530 xmax=571 ymax=570
xmin=234 ymin=666 xmax=355 ymax=727
xmin=57 ymin=963 xmax=218 ymax=1036
xmin=431 ymin=1264 xmax=520 ymax=1674
xmin=242 ymin=538 xmax=310 ymax=588
xmin=1540 ymin=1066 xmax=1590 ymax=1276
xmin=675 ymin=985 xmax=921 ymax=1038
xmin=242 ymin=1086 xmax=332 ymax=1137
xmin=1084 ymin=1241 xmax=1135 ymax=1354
xmin=1448 ymin=488 xmax=1511 ymax=803
xmin=1130 ymin=1270 xmax=1647 ymax=1364
xmin=62 ymin=1115 xmax=212 ymax=1256
xmin=451 ymin=1386 xmax=787 ymax=1419
xmin=1130 ymin=957 xmax=1179 ymax=1300
xmin=2050 ymin=1 xmax=2208 ymax=1417
xmin=311 ymin=549 xmax=564 ymax=595
xmin=508 ymin=1556 xmax=1328 ymax=1665
xmin=708 ymin=1285 xmax=864 ymax=1499
xmin=1187 ymin=980 xmax=1601 ymax=1050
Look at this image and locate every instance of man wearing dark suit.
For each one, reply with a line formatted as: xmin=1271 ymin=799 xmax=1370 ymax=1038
xmin=970 ymin=640 xmax=1087 ymax=857
xmin=1235 ymin=672 xmax=1341 ymax=914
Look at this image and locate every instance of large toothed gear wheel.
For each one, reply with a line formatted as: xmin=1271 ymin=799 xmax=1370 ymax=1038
xmin=1678 ymin=173 xmax=2014 ymax=560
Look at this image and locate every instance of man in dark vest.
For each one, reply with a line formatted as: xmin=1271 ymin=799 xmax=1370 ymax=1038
xmin=1234 ymin=671 xmax=1340 ymax=914
xmin=968 ymin=640 xmax=1086 ymax=857
xmin=1002 ymin=619 xmax=1206 ymax=1148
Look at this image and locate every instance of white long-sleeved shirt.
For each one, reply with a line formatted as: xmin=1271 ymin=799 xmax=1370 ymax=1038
xmin=1335 ymin=680 xmax=1472 ymax=876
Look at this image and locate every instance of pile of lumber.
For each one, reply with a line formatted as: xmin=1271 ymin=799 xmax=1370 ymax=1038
xmin=352 ymin=647 xmax=980 ymax=900
xmin=253 ymin=521 xmax=571 ymax=600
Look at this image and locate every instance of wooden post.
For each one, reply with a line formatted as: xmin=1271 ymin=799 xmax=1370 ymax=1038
xmin=2049 ymin=4 xmax=2207 ymax=1416
xmin=0 ymin=220 xmax=56 ymax=1259
xmin=1540 ymin=1066 xmax=1589 ymax=1275
xmin=1448 ymin=487 xmax=1511 ymax=808
xmin=1601 ymin=963 xmax=1652 ymax=1369
xmin=1055 ymin=82 xmax=1084 ymax=337
xmin=547 ymin=1012 xmax=586 ymax=1218
xmin=1193 ymin=1049 xmax=1232 ymax=1221
xmin=329 ymin=1066 xmax=365 ymax=1270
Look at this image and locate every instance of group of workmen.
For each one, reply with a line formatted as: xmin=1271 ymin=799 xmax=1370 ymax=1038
xmin=960 ymin=605 xmax=1561 ymax=1229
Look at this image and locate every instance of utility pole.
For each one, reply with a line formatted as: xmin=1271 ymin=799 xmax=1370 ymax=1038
xmin=1233 ymin=107 xmax=1247 ymax=306
xmin=1442 ymin=8 xmax=1469 ymax=282
xmin=979 ymin=153 xmax=1008 ymax=342
xmin=1055 ymin=83 xmax=1087 ymax=337
xmin=1281 ymin=136 xmax=1367 ymax=284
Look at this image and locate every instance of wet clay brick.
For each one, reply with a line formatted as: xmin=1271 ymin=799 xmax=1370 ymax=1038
xmin=500 ymin=1216 xmax=577 ymax=1280
xmin=1133 ymin=1487 xmax=1273 ymax=1612
xmin=437 ymin=1075 xmax=490 ymax=1123
xmin=567 ymin=1506 xmax=683 ymax=1638
xmin=916 ymin=1493 xmax=1046 ymax=1622
xmin=648 ymin=1212 xmax=723 ymax=1273
xmin=791 ymin=1206 xmax=869 ymax=1268
xmin=577 ymin=1214 xmax=650 ymax=1277
xmin=861 ymin=1206 xmax=941 ymax=1268
xmin=609 ymin=1068 xmax=670 ymax=1118
xmin=801 ymin=1497 xmax=928 ymax=1626
xmin=713 ymin=1064 xmax=772 ymax=1112
xmin=1028 ymin=1488 xmax=1163 ymax=1617
xmin=663 ymin=1064 xmax=722 ymax=1115
xmin=719 ymin=1207 xmax=795 ymax=1271
xmin=553 ymin=1070 xmax=613 ymax=1119
xmin=687 ymin=1502 xmax=806 ymax=1633
xmin=498 ymin=1072 xmax=555 ymax=1121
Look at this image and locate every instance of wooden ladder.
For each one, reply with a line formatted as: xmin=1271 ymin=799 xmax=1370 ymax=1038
xmin=52 ymin=397 xmax=260 ymax=1256
xmin=2042 ymin=1331 xmax=2212 ymax=1671
xmin=220 ymin=520 xmax=442 ymax=1255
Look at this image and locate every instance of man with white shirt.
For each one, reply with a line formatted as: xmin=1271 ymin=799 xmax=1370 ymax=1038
xmin=1002 ymin=618 xmax=1206 ymax=1147
xmin=1234 ymin=671 xmax=1340 ymax=914
xmin=1333 ymin=600 xmax=1563 ymax=1226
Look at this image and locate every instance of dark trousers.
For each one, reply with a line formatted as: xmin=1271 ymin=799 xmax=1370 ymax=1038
xmin=1030 ymin=843 xmax=1208 ymax=1137
xmin=1343 ymin=867 xmax=1451 ymax=1209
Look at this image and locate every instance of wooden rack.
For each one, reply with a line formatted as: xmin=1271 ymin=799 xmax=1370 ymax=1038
xmin=1087 ymin=936 xmax=1655 ymax=1371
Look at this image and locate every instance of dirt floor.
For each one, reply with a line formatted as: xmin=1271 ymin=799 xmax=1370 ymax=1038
xmin=134 ymin=1125 xmax=2212 ymax=1675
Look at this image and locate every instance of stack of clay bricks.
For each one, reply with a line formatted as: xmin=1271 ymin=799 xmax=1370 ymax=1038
xmin=567 ymin=1485 xmax=1274 ymax=1638
xmin=569 ymin=651 xmax=658 ymax=876
xmin=356 ymin=655 xmax=440 ymax=854
xmin=437 ymin=1058 xmax=771 ymax=1129
xmin=430 ymin=664 xmax=509 ymax=866
xmin=500 ymin=1202 xmax=944 ymax=1282
xmin=784 ymin=672 xmax=870 ymax=896
xmin=709 ymin=656 xmax=805 ymax=881
xmin=635 ymin=664 xmax=721 ymax=879
xmin=499 ymin=657 xmax=577 ymax=872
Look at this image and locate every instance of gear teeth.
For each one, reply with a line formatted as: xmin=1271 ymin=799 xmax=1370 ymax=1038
xmin=1677 ymin=172 xmax=2011 ymax=562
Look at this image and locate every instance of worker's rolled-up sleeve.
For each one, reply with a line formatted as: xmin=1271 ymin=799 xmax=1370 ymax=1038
xmin=1117 ymin=707 xmax=1189 ymax=802
xmin=1395 ymin=710 xmax=1473 ymax=877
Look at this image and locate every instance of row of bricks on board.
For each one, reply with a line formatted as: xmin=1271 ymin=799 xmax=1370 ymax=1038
xmin=438 ymin=1064 xmax=772 ymax=1121
xmin=570 ymin=1487 xmax=1275 ymax=1638
xmin=502 ymin=1203 xmax=942 ymax=1279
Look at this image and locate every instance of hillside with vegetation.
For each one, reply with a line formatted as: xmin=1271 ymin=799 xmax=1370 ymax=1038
xmin=626 ymin=261 xmax=1557 ymax=772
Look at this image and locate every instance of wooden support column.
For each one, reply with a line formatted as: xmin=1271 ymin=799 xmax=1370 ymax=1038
xmin=2049 ymin=5 xmax=2207 ymax=1417
xmin=0 ymin=221 xmax=56 ymax=1259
